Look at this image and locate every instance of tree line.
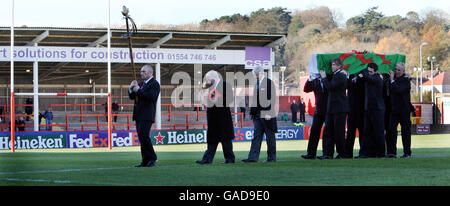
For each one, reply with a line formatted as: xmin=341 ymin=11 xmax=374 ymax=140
xmin=141 ymin=6 xmax=449 ymax=85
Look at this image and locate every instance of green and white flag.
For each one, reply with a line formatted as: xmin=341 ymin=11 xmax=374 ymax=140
xmin=308 ymin=51 xmax=406 ymax=75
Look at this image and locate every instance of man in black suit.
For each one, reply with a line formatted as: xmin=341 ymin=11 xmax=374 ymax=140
xmin=382 ymin=73 xmax=393 ymax=157
xmin=358 ymin=63 xmax=385 ymax=158
xmin=112 ymin=101 xmax=119 ymax=122
xmin=129 ymin=65 xmax=160 ymax=167
xmin=25 ymin=98 xmax=33 ymax=121
xmin=16 ymin=117 xmax=25 ymax=131
xmin=299 ymin=98 xmax=306 ymax=122
xmin=318 ymin=58 xmax=350 ymax=159
xmin=196 ymin=70 xmax=235 ymax=164
xmin=243 ymin=66 xmax=278 ymax=163
xmin=301 ymin=74 xmax=328 ymax=159
xmin=0 ymin=102 xmax=4 ymax=123
xmin=388 ymin=62 xmax=412 ymax=158
xmin=290 ymin=100 xmax=298 ymax=123
xmin=344 ymin=73 xmax=365 ymax=158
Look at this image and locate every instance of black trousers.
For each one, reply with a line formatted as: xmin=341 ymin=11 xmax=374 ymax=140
xmin=323 ymin=112 xmax=347 ymax=157
xmin=306 ymin=113 xmax=326 ymax=157
xmin=201 ymin=139 xmax=235 ymax=163
xmin=361 ymin=111 xmax=385 ymax=157
xmin=345 ymin=111 xmax=364 ymax=157
xmin=247 ymin=118 xmax=277 ymax=161
xmin=384 ymin=109 xmax=392 ymax=154
xmin=136 ymin=120 xmax=157 ymax=164
xmin=300 ymin=112 xmax=305 ymax=122
xmin=291 ymin=111 xmax=297 ymax=122
xmin=387 ymin=112 xmax=412 ymax=155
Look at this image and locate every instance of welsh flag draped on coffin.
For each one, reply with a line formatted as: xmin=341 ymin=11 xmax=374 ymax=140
xmin=308 ymin=51 xmax=406 ymax=75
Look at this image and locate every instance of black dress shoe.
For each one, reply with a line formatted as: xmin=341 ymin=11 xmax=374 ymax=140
xmin=400 ymin=154 xmax=411 ymax=158
xmin=317 ymin=155 xmax=332 ymax=160
xmin=222 ymin=159 xmax=235 ymax=164
xmin=195 ymin=160 xmax=212 ymax=164
xmin=354 ymin=155 xmax=369 ymax=159
xmin=264 ymin=159 xmax=276 ymax=163
xmin=386 ymin=154 xmax=397 ymax=158
xmin=146 ymin=160 xmax=158 ymax=167
xmin=134 ymin=163 xmax=147 ymax=168
xmin=241 ymin=159 xmax=257 ymax=163
xmin=301 ymin=154 xmax=316 ymax=159
xmin=335 ymin=154 xmax=352 ymax=159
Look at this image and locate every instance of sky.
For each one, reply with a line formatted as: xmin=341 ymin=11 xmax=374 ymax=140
xmin=0 ymin=0 xmax=448 ymax=28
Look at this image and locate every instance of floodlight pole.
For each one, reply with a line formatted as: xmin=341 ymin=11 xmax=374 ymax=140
xmin=33 ymin=47 xmax=39 ymax=131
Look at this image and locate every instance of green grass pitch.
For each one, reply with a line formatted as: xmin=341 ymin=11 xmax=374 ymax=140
xmin=1 ymin=134 xmax=449 ymax=186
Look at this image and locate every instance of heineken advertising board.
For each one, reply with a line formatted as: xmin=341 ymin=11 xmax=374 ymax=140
xmin=0 ymin=127 xmax=303 ymax=150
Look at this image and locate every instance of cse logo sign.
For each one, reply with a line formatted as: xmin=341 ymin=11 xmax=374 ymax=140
xmin=245 ymin=60 xmax=271 ymax=67
xmin=245 ymin=46 xmax=271 ymax=70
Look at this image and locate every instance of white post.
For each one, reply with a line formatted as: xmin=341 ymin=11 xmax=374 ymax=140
xmin=415 ymin=68 xmax=418 ymax=93
xmin=10 ymin=0 xmax=14 ymax=99
xmin=33 ymin=44 xmax=39 ymax=131
xmin=419 ymin=42 xmax=429 ymax=102
xmin=107 ymin=0 xmax=112 ymax=150
xmin=107 ymin=0 xmax=111 ymax=97
xmin=92 ymin=81 xmax=96 ymax=111
xmin=155 ymin=63 xmax=161 ymax=129
xmin=281 ymin=71 xmax=285 ymax=96
xmin=280 ymin=66 xmax=286 ymax=96
xmin=234 ymin=78 xmax=238 ymax=124
xmin=420 ymin=46 xmax=423 ymax=102
xmin=431 ymin=60 xmax=434 ymax=104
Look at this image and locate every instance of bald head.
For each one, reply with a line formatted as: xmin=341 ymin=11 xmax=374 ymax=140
xmin=140 ymin=65 xmax=154 ymax=80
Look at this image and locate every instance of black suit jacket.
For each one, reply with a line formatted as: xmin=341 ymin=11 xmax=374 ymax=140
xmin=361 ymin=69 xmax=385 ymax=111
xmin=250 ymin=77 xmax=278 ymax=133
xmin=299 ymin=102 xmax=306 ymax=113
xmin=321 ymin=70 xmax=349 ymax=114
xmin=390 ymin=75 xmax=412 ymax=114
xmin=347 ymin=74 xmax=365 ymax=114
xmin=128 ymin=77 xmax=161 ymax=122
xmin=206 ymin=80 xmax=235 ymax=143
xmin=304 ymin=78 xmax=328 ymax=116
xmin=290 ymin=103 xmax=298 ymax=113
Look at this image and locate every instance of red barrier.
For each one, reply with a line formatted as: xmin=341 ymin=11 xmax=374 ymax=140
xmin=1 ymin=103 xmax=250 ymax=132
xmin=63 ymin=112 xmax=248 ymax=131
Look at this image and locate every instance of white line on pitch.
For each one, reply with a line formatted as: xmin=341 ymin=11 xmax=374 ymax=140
xmin=0 ymin=160 xmax=288 ymax=176
xmin=1 ymin=178 xmax=72 ymax=184
xmin=0 ymin=166 xmax=133 ymax=175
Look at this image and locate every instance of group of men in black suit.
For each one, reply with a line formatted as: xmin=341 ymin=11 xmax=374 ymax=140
xmin=128 ymin=59 xmax=412 ymax=167
xmin=301 ymin=58 xmax=413 ymax=160
xmin=129 ymin=65 xmax=278 ymax=167
xmin=196 ymin=67 xmax=278 ymax=164
xmin=290 ymin=98 xmax=306 ymax=123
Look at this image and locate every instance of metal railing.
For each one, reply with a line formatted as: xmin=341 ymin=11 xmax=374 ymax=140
xmin=0 ymin=103 xmax=251 ymax=131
